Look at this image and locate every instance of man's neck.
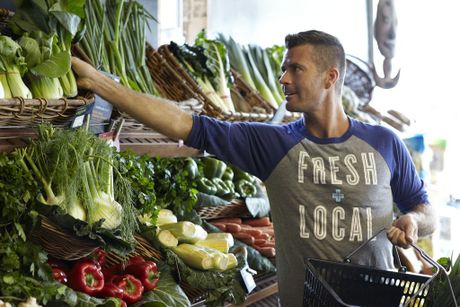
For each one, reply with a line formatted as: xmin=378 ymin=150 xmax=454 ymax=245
xmin=304 ymin=110 xmax=350 ymax=139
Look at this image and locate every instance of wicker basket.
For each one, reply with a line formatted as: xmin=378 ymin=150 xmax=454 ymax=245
xmin=29 ymin=214 xmax=100 ymax=261
xmin=197 ymin=200 xmax=251 ymax=220
xmin=151 ymin=44 xmax=301 ymax=123
xmin=0 ymin=95 xmax=94 ymax=128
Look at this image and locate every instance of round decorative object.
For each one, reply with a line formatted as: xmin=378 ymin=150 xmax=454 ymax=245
xmin=344 ymin=55 xmax=376 ymax=107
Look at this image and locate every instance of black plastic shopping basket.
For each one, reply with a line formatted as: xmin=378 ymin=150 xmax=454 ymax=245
xmin=303 ymin=229 xmax=458 ymax=307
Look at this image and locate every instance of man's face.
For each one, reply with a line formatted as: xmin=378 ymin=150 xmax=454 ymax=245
xmin=279 ymin=44 xmax=326 ymax=113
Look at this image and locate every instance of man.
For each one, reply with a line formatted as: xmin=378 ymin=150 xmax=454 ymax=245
xmin=72 ymin=30 xmax=436 ymax=307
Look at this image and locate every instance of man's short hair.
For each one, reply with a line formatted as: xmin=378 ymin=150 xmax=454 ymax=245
xmin=285 ymin=30 xmax=346 ymax=86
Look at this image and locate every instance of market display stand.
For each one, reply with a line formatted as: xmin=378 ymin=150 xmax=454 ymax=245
xmin=122 ymin=134 xmax=280 ymax=306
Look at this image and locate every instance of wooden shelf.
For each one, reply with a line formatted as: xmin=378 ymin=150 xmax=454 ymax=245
xmin=119 ymin=131 xmax=201 ymax=157
xmin=0 ymin=128 xmax=202 ymax=158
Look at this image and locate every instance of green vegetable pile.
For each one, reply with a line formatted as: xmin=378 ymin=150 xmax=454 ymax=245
xmin=117 ymin=151 xmax=199 ymax=224
xmin=427 ymin=254 xmax=460 ymax=306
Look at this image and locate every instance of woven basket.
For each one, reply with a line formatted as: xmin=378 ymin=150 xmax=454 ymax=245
xmin=29 ymin=214 xmax=100 ymax=261
xmin=152 ymin=44 xmax=299 ymax=123
xmin=197 ymin=200 xmax=251 ymax=220
xmin=0 ymin=95 xmax=94 ymax=128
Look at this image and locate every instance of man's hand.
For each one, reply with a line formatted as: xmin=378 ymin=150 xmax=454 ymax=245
xmin=71 ymin=57 xmax=100 ymax=91
xmin=387 ymin=214 xmax=418 ymax=248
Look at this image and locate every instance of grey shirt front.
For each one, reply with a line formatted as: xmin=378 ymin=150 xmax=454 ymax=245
xmin=185 ymin=116 xmax=429 ymax=307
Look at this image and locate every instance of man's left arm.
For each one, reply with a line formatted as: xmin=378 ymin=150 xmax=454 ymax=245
xmin=387 ymin=203 xmax=437 ymax=248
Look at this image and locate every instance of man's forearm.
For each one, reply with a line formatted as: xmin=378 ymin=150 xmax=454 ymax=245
xmin=90 ymin=70 xmax=193 ymax=141
xmin=405 ymin=203 xmax=437 ymax=237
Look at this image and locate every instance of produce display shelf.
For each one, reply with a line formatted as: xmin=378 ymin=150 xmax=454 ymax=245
xmin=0 ymin=129 xmax=34 ymax=153
xmin=119 ymin=131 xmax=201 ymax=157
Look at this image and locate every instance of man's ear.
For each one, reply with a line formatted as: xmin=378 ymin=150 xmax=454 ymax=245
xmin=325 ymin=67 xmax=339 ymax=90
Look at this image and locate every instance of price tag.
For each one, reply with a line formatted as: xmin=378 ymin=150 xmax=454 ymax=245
xmin=239 ymin=265 xmax=257 ymax=293
xmin=70 ymin=102 xmax=95 ymax=128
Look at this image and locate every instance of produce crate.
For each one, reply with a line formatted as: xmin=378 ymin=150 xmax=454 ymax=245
xmin=303 ymin=236 xmax=454 ymax=306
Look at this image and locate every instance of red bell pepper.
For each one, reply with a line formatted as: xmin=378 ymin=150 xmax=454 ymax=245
xmin=93 ymin=248 xmax=107 ymax=267
xmin=52 ymin=267 xmax=68 ymax=284
xmin=112 ymin=274 xmax=144 ymax=304
xmin=125 ymin=260 xmax=160 ymax=291
xmin=126 ymin=255 xmax=145 ymax=266
xmin=69 ymin=260 xmax=104 ymax=295
xmin=102 ymin=263 xmax=124 ymax=281
xmin=97 ymin=282 xmax=124 ymax=299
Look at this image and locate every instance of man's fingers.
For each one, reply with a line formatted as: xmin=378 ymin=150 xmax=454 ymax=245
xmin=386 ymin=226 xmax=409 ymax=248
xmin=405 ymin=224 xmax=416 ymax=244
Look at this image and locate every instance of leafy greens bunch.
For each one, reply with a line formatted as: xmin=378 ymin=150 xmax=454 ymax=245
xmin=117 ymin=151 xmax=199 ymax=225
xmin=9 ymin=0 xmax=86 ymax=97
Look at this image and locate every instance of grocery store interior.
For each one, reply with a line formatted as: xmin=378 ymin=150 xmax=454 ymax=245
xmin=0 ymin=0 xmax=459 ymax=306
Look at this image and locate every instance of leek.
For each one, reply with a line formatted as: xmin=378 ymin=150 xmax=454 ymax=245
xmin=195 ymin=238 xmax=231 ymax=253
xmin=157 ymin=229 xmax=178 ymax=248
xmin=160 ymin=221 xmax=208 ymax=244
xmin=206 ymin=232 xmax=235 ymax=247
xmin=156 ymin=208 xmax=178 ymax=226
xmin=82 ymin=0 xmax=160 ymax=95
xmin=219 ymin=34 xmax=256 ymax=90
xmin=244 ymin=45 xmax=278 ymax=108
xmin=248 ymin=45 xmax=284 ymax=105
xmin=173 ymin=243 xmax=214 ymax=270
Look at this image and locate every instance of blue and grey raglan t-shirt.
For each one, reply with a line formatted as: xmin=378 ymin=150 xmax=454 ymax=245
xmin=185 ymin=115 xmax=429 ymax=307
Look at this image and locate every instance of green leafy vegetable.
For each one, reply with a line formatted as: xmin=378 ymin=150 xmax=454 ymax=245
xmin=0 ymin=35 xmax=32 ymax=98
xmin=9 ymin=0 xmax=86 ymax=97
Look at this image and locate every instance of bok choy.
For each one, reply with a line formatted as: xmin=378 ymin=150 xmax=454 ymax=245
xmin=0 ymin=35 xmax=32 ymax=98
xmin=18 ymin=31 xmax=69 ymax=99
xmin=9 ymin=0 xmax=86 ymax=97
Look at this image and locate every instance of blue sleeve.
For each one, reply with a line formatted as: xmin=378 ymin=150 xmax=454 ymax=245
xmin=184 ymin=115 xmax=304 ymax=181
xmin=352 ymin=120 xmax=429 ymax=212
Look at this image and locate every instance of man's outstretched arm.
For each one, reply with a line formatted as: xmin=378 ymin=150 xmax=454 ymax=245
xmin=71 ymin=57 xmax=193 ymax=141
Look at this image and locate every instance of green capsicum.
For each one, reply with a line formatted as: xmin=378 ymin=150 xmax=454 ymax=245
xmin=221 ymin=167 xmax=234 ymax=181
xmin=212 ymin=177 xmax=232 ymax=197
xmin=203 ymin=157 xmax=227 ymax=179
xmin=231 ymin=166 xmax=255 ymax=183
xmin=185 ymin=157 xmax=199 ymax=179
xmin=197 ymin=177 xmax=218 ymax=195
xmin=223 ymin=179 xmax=238 ymax=200
xmin=235 ymin=179 xmax=257 ymax=198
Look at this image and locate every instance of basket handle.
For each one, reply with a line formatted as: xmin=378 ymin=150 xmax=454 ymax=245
xmin=405 ymin=243 xmax=458 ymax=307
xmin=343 ymin=228 xmax=406 ymax=272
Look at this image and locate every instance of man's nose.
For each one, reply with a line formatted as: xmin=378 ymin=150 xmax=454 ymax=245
xmin=279 ymin=71 xmax=289 ymax=85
